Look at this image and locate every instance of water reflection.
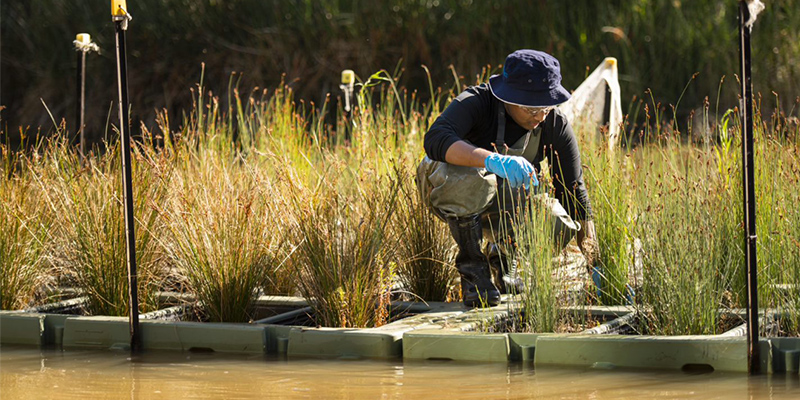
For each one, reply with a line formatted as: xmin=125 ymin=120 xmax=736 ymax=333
xmin=1 ymin=346 xmax=799 ymax=399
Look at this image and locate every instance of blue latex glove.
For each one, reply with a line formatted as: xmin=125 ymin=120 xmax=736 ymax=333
xmin=484 ymin=153 xmax=539 ymax=189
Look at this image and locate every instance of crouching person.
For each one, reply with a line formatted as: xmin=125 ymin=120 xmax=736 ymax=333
xmin=416 ymin=49 xmax=599 ymax=308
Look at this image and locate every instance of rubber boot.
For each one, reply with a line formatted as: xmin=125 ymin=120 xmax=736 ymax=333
xmin=590 ymin=264 xmax=604 ymax=302
xmin=486 ymin=243 xmax=524 ymax=294
xmin=447 ymin=215 xmax=501 ymax=307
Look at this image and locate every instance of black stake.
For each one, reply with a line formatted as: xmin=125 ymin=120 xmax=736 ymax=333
xmin=113 ymin=1 xmax=140 ymax=353
xmin=738 ymin=0 xmax=760 ymax=375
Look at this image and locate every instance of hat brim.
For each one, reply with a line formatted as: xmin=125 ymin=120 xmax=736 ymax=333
xmin=488 ymin=74 xmax=571 ymax=107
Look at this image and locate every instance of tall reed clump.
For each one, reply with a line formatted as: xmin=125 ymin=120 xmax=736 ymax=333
xmin=510 ymin=181 xmax=570 ymax=333
xmin=776 ymin=185 xmax=800 ymax=336
xmin=289 ymin=163 xmax=399 ymax=328
xmin=162 ymin=150 xmax=287 ymax=322
xmin=582 ymin=138 xmax=636 ymax=305
xmin=753 ymin=114 xmax=800 ymax=336
xmin=44 ymin=141 xmax=168 ymax=316
xmin=0 ymin=151 xmax=51 ymax=309
xmin=632 ymin=142 xmax=743 ymax=335
xmin=707 ymin=110 xmax=747 ymax=307
xmin=392 ymin=165 xmax=457 ymax=302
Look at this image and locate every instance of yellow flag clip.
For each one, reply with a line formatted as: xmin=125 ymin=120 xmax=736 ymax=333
xmin=111 ymin=0 xmax=128 ymax=17
xmin=111 ymin=0 xmax=132 ymax=28
xmin=341 ymin=70 xmax=355 ymax=85
xmin=74 ymin=33 xmax=100 ymax=53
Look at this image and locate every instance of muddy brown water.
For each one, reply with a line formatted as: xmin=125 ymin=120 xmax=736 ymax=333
xmin=1 ymin=345 xmax=799 ymax=399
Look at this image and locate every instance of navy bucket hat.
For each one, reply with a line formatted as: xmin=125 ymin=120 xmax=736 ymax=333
xmin=488 ymin=49 xmax=571 ymax=107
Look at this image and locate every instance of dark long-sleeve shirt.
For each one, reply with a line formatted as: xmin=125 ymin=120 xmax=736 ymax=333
xmin=423 ymin=84 xmax=593 ymax=221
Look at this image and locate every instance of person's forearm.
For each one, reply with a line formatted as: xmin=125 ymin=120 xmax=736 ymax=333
xmin=444 ymin=140 xmax=494 ymax=168
xmin=576 ymin=220 xmax=595 ymax=247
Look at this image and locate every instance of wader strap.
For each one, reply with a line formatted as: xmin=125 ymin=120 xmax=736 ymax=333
xmin=496 ymin=105 xmax=506 ymax=153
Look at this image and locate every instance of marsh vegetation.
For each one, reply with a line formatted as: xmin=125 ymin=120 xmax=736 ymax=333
xmin=2 ymin=68 xmax=799 ymax=335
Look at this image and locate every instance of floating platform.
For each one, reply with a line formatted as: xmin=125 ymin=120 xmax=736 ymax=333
xmin=2 ymin=296 xmax=797 ymax=374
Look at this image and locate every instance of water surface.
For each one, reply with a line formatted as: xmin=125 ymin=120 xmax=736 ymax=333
xmin=1 ymin=345 xmax=799 ymax=399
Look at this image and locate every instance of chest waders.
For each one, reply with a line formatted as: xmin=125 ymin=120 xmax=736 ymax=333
xmin=446 ymin=106 xmax=538 ymax=307
xmin=416 ymin=106 xmax=585 ymax=306
xmin=484 ymin=106 xmax=541 ymax=294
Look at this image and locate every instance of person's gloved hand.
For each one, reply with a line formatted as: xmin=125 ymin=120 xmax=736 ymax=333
xmin=577 ymin=220 xmax=600 ymax=268
xmin=484 ymin=153 xmax=539 ymax=189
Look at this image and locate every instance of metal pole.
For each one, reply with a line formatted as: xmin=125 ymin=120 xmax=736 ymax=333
xmin=738 ymin=0 xmax=760 ymax=375
xmin=76 ymin=50 xmax=86 ymax=157
xmin=74 ymin=34 xmax=99 ymax=152
xmin=112 ymin=0 xmax=140 ymax=352
xmin=0 ymin=0 xmax=3 ymax=119
xmin=340 ymin=69 xmax=354 ymax=143
xmin=74 ymin=34 xmax=98 ymax=158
